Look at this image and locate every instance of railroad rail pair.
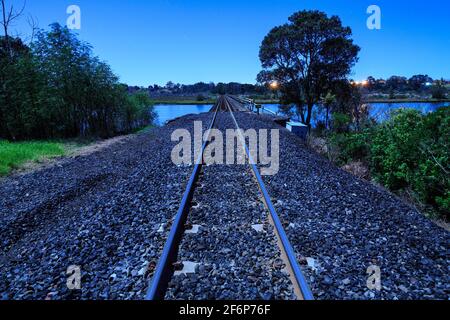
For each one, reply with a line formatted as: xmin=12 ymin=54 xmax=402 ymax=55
xmin=146 ymin=96 xmax=314 ymax=301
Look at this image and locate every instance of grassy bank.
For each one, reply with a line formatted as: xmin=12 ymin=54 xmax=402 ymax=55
xmin=134 ymin=125 xmax=155 ymax=134
xmin=0 ymin=141 xmax=65 ymax=176
xmin=0 ymin=121 xmax=156 ymax=177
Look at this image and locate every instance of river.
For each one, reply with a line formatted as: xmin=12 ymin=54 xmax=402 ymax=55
xmin=154 ymin=101 xmax=449 ymax=125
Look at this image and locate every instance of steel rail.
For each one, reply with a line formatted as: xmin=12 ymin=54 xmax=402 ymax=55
xmin=227 ymin=95 xmax=254 ymax=112
xmin=223 ymin=96 xmax=314 ymax=301
xmin=146 ymin=100 xmax=221 ymax=300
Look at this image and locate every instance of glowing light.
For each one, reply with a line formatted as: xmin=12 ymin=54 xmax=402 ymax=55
xmin=269 ymin=81 xmax=279 ymax=90
xmin=351 ymin=80 xmax=369 ymax=87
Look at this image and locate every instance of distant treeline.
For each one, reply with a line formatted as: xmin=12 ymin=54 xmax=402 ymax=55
xmin=128 ymin=81 xmax=269 ymax=98
xmin=361 ymin=75 xmax=448 ymax=99
xmin=128 ymin=75 xmax=449 ymax=101
xmin=0 ymin=23 xmax=154 ymax=141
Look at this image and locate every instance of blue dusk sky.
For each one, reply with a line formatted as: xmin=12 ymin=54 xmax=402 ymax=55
xmin=9 ymin=0 xmax=450 ymax=86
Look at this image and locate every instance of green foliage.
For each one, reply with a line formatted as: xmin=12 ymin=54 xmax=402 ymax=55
xmin=371 ymin=109 xmax=426 ymax=189
xmin=331 ymin=112 xmax=351 ymax=133
xmin=329 ymin=131 xmax=370 ymax=166
xmin=196 ymin=94 xmax=206 ymax=102
xmin=326 ymin=107 xmax=449 ymax=218
xmin=0 ymin=24 xmax=154 ymax=140
xmin=0 ymin=140 xmax=65 ymax=175
xmin=0 ymin=37 xmax=49 ymax=140
xmin=370 ymin=107 xmax=449 ymax=217
xmin=123 ymin=93 xmax=155 ymax=133
xmin=431 ymin=81 xmax=447 ymax=100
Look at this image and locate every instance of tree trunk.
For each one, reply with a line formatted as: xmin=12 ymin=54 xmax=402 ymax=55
xmin=1 ymin=0 xmax=11 ymax=57
xmin=326 ymin=107 xmax=330 ymax=130
xmin=306 ymin=102 xmax=314 ymax=129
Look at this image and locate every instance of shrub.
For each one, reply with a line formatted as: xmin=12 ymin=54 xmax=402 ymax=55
xmin=325 ymin=107 xmax=449 ymax=219
xmin=331 ymin=112 xmax=351 ymax=133
xmin=329 ymin=130 xmax=370 ymax=166
xmin=370 ymin=107 xmax=449 ymax=217
xmin=431 ymin=83 xmax=447 ymax=100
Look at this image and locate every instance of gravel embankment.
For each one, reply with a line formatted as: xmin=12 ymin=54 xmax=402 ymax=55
xmin=1 ymin=103 xmax=448 ymax=301
xmin=0 ymin=113 xmax=213 ymax=300
xmin=231 ymin=110 xmax=449 ymax=300
xmin=165 ymin=113 xmax=296 ymax=300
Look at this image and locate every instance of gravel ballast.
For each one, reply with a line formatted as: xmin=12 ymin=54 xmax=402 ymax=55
xmin=0 ymin=114 xmax=213 ymax=300
xmin=165 ymin=113 xmax=296 ymax=300
xmin=230 ymin=108 xmax=449 ymax=300
xmin=1 ymin=103 xmax=448 ymax=300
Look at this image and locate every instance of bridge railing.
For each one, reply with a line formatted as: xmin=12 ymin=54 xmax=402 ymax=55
xmin=229 ymin=95 xmax=282 ymax=116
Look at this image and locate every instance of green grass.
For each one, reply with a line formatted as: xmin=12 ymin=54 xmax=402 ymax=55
xmin=0 ymin=140 xmax=65 ymax=176
xmin=134 ymin=125 xmax=155 ymax=134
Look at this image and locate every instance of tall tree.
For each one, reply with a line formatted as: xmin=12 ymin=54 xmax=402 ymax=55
xmin=0 ymin=36 xmax=46 ymax=140
xmin=258 ymin=10 xmax=360 ymax=127
xmin=408 ymin=74 xmax=433 ymax=91
xmin=0 ymin=0 xmax=26 ymax=57
xmin=33 ymin=23 xmax=95 ymax=137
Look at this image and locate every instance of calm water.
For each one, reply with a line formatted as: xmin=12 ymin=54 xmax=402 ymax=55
xmin=154 ymin=104 xmax=213 ymax=125
xmin=261 ymin=102 xmax=449 ymax=123
xmin=154 ymin=102 xmax=449 ymax=125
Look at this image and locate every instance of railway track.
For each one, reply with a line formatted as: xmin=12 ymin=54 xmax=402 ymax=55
xmin=146 ymin=96 xmax=313 ymax=300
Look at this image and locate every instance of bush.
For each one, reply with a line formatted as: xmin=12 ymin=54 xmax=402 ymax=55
xmin=122 ymin=93 xmax=155 ymax=133
xmin=331 ymin=113 xmax=351 ymax=133
xmin=431 ymin=83 xmax=447 ymax=100
xmin=370 ymin=107 xmax=449 ymax=218
xmin=324 ymin=107 xmax=449 ymax=219
xmin=329 ymin=130 xmax=370 ymax=166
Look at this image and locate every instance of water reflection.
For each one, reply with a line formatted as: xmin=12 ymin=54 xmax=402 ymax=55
xmin=153 ymin=102 xmax=449 ymax=126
